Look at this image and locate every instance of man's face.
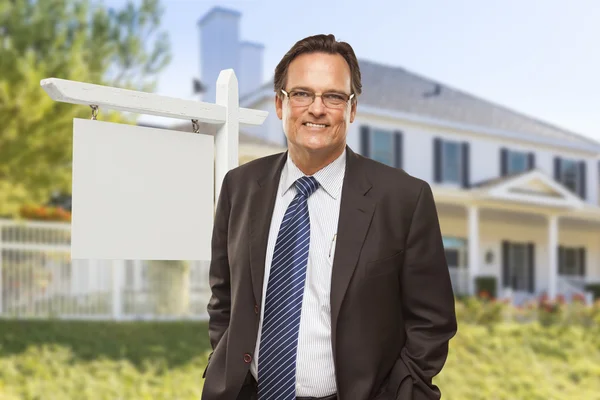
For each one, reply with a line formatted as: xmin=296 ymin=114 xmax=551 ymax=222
xmin=276 ymin=52 xmax=356 ymax=156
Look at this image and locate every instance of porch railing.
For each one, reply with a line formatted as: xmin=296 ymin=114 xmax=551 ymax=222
xmin=449 ymin=267 xmax=469 ymax=295
xmin=557 ymin=275 xmax=594 ymax=304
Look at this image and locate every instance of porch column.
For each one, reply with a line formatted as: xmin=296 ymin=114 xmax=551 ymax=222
xmin=468 ymin=205 xmax=479 ymax=295
xmin=548 ymin=214 xmax=558 ymax=300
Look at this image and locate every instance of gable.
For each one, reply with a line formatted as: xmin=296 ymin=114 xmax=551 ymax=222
xmin=479 ymin=170 xmax=584 ymax=209
xmin=509 ymin=177 xmax=565 ymax=198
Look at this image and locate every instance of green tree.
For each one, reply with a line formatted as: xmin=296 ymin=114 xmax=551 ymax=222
xmin=0 ymin=0 xmax=171 ymax=217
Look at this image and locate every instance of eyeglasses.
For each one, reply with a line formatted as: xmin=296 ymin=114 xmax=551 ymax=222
xmin=281 ymin=89 xmax=354 ymax=109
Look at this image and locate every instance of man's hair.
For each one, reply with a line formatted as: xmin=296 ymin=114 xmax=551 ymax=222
xmin=273 ymin=34 xmax=362 ymax=102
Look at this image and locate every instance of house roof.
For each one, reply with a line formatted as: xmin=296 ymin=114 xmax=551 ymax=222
xmin=245 ymin=59 xmax=599 ymax=149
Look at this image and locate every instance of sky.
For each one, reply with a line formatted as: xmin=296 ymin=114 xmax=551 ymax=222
xmin=102 ymin=0 xmax=600 ymax=142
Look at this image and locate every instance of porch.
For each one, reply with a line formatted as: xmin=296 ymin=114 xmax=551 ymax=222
xmin=433 ymin=169 xmax=600 ymax=303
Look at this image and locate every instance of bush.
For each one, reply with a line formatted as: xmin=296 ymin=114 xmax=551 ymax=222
xmin=585 ymin=283 xmax=600 ymax=301
xmin=475 ymin=276 xmax=497 ymax=298
xmin=1 ymin=298 xmax=599 ymax=399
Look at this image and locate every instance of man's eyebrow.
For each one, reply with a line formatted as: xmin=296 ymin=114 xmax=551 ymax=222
xmin=288 ymin=86 xmax=313 ymax=92
xmin=288 ymin=86 xmax=348 ymax=93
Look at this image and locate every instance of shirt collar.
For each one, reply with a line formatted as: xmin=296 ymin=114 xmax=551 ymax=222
xmin=281 ymin=149 xmax=346 ymax=200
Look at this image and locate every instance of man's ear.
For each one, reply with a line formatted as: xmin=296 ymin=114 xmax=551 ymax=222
xmin=275 ymin=94 xmax=283 ymax=120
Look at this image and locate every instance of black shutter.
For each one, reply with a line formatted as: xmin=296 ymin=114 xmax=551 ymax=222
xmin=462 ymin=142 xmax=470 ymax=188
xmin=500 ymin=148 xmax=508 ymax=176
xmin=579 ymin=247 xmax=586 ymax=277
xmin=558 ymin=246 xmax=564 ymax=275
xmin=502 ymin=241 xmax=510 ymax=289
xmin=527 ymin=242 xmax=535 ymax=293
xmin=434 ymin=138 xmax=442 ymax=183
xmin=528 ymin=152 xmax=535 ymax=170
xmin=394 ymin=131 xmax=403 ymax=169
xmin=554 ymin=157 xmax=561 ymax=181
xmin=360 ymin=126 xmax=370 ymax=158
xmin=579 ymin=161 xmax=586 ymax=199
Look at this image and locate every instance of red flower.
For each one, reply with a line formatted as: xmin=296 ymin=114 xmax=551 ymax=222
xmin=572 ymin=293 xmax=586 ymax=303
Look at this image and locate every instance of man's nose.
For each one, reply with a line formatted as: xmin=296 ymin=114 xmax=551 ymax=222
xmin=308 ymin=95 xmax=326 ymax=116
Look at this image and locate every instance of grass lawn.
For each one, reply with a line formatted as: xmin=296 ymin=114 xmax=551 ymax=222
xmin=1 ymin=299 xmax=599 ymax=399
xmin=0 ymin=320 xmax=211 ymax=399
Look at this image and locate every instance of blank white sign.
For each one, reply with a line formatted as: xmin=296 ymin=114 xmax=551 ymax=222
xmin=71 ymin=119 xmax=214 ymax=261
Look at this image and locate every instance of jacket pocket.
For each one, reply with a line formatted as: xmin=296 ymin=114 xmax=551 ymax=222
xmin=363 ymin=250 xmax=404 ymax=278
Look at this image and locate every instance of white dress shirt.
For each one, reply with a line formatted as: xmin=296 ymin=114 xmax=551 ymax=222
xmin=250 ymin=149 xmax=346 ymax=397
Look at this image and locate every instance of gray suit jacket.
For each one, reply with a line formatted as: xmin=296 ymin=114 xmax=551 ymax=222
xmin=202 ymin=146 xmax=457 ymax=399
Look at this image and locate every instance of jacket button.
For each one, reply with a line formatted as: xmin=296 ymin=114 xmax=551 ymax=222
xmin=254 ymin=304 xmax=259 ymax=314
xmin=244 ymin=353 xmax=252 ymax=363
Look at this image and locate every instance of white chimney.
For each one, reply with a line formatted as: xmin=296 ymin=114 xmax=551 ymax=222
xmin=197 ymin=7 xmax=265 ymax=103
xmin=239 ymin=41 xmax=265 ymax=98
xmin=197 ymin=7 xmax=241 ymax=103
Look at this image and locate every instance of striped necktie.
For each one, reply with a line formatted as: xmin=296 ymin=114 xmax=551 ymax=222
xmin=257 ymin=175 xmax=320 ymax=400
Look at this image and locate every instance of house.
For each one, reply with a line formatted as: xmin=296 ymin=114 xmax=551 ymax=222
xmin=195 ymin=7 xmax=600 ymax=303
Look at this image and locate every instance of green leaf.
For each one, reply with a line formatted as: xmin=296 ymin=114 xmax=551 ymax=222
xmin=0 ymin=0 xmax=172 ymax=216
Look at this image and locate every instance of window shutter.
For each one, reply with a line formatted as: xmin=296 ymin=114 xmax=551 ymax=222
xmin=462 ymin=142 xmax=470 ymax=188
xmin=528 ymin=152 xmax=535 ymax=170
xmin=502 ymin=241 xmax=510 ymax=289
xmin=579 ymin=247 xmax=586 ymax=277
xmin=360 ymin=126 xmax=370 ymax=158
xmin=500 ymin=148 xmax=508 ymax=176
xmin=434 ymin=138 xmax=442 ymax=183
xmin=527 ymin=242 xmax=535 ymax=294
xmin=554 ymin=157 xmax=561 ymax=181
xmin=558 ymin=246 xmax=564 ymax=275
xmin=579 ymin=161 xmax=587 ymax=199
xmin=394 ymin=131 xmax=403 ymax=169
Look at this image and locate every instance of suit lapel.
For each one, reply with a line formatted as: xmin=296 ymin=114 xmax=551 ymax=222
xmin=330 ymin=148 xmax=376 ymax=353
xmin=248 ymin=152 xmax=287 ymax=306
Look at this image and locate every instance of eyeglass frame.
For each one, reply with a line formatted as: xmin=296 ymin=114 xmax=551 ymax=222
xmin=280 ymin=88 xmax=355 ymax=109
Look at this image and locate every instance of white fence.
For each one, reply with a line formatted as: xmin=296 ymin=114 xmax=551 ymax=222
xmin=0 ymin=219 xmax=212 ymax=320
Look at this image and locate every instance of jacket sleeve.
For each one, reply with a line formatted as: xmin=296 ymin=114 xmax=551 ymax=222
xmin=392 ymin=181 xmax=458 ymax=399
xmin=206 ymin=171 xmax=233 ymax=351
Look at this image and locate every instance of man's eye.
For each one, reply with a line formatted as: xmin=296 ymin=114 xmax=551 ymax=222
xmin=324 ymin=94 xmax=344 ymax=100
xmin=292 ymin=91 xmax=310 ymax=97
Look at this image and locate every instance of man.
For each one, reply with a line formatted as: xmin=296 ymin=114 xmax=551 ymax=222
xmin=202 ymin=34 xmax=457 ymax=400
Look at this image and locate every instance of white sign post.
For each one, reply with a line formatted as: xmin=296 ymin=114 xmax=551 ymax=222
xmin=41 ymin=69 xmax=268 ymax=262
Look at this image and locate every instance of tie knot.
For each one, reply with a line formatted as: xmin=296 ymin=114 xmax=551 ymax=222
xmin=295 ymin=176 xmax=319 ymax=198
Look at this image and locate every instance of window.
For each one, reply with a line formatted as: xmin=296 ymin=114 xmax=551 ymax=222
xmin=442 ymin=140 xmax=462 ymax=184
xmin=434 ymin=138 xmax=469 ymax=187
xmin=442 ymin=236 xmax=468 ymax=268
xmin=371 ymin=129 xmax=395 ymax=166
xmin=502 ymin=241 xmax=534 ymax=293
xmin=360 ymin=126 xmax=402 ymax=169
xmin=555 ymin=157 xmax=585 ymax=198
xmin=560 ymin=159 xmax=579 ymax=193
xmin=501 ymin=148 xmax=534 ymax=176
xmin=507 ymin=151 xmax=528 ymax=174
xmin=558 ymin=247 xmax=585 ymax=276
